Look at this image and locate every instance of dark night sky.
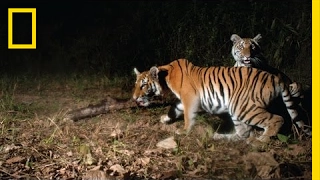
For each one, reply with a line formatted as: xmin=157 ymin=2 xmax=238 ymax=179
xmin=1 ymin=1 xmax=145 ymax=74
xmin=0 ymin=0 xmax=312 ymax=76
xmin=3 ymin=1 xmax=128 ymax=38
xmin=2 ymin=1 xmax=136 ymax=44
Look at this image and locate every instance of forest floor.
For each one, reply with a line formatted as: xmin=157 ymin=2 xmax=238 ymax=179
xmin=0 ymin=75 xmax=312 ymax=179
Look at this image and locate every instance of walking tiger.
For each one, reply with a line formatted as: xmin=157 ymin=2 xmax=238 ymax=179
xmin=133 ymin=59 xmax=311 ymax=142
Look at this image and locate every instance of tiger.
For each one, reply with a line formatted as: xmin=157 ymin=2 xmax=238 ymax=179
xmin=230 ymin=34 xmax=303 ymax=99
xmin=230 ymin=34 xmax=311 ymax=128
xmin=133 ymin=59 xmax=311 ymax=143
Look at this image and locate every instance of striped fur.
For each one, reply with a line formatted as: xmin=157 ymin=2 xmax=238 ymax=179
xmin=230 ymin=34 xmax=303 ymax=100
xmin=231 ymin=34 xmax=263 ymax=68
xmin=133 ymin=59 xmax=310 ymax=142
xmin=133 ymin=67 xmax=163 ymax=107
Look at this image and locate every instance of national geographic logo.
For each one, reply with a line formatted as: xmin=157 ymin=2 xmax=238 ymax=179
xmin=8 ymin=8 xmax=36 ymax=49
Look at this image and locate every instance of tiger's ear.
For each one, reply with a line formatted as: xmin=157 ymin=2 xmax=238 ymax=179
xmin=149 ymin=66 xmax=159 ymax=80
xmin=253 ymin=34 xmax=262 ymax=43
xmin=133 ymin=67 xmax=140 ymax=76
xmin=157 ymin=65 xmax=171 ymax=71
xmin=230 ymin=34 xmax=242 ymax=44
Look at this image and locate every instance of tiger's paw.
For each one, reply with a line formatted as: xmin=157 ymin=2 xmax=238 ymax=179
xmin=246 ymin=136 xmax=258 ymax=144
xmin=257 ymin=135 xmax=271 ymax=143
xmin=246 ymin=136 xmax=269 ymax=149
xmin=175 ymin=128 xmax=187 ymax=135
xmin=160 ymin=115 xmax=171 ymax=124
xmin=213 ymin=132 xmax=242 ymax=141
xmin=213 ymin=132 xmax=228 ymax=140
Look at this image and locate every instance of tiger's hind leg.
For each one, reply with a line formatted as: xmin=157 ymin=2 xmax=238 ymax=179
xmin=213 ymin=117 xmax=253 ymax=141
xmin=160 ymin=101 xmax=184 ymax=124
xmin=247 ymin=109 xmax=284 ymax=142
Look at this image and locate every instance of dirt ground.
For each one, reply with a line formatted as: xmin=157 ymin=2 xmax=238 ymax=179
xmin=0 ymin=77 xmax=312 ymax=179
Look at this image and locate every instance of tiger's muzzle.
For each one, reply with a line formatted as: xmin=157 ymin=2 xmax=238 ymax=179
xmin=241 ymin=56 xmax=252 ymax=67
xmin=134 ymin=97 xmax=151 ymax=107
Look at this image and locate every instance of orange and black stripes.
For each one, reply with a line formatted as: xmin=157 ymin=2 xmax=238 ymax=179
xmin=133 ymin=59 xmax=311 ymax=141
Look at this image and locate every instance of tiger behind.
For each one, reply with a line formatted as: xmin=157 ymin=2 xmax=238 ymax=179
xmin=230 ymin=33 xmax=303 ymax=99
xmin=230 ymin=34 xmax=311 ymax=127
xmin=133 ymin=59 xmax=311 ymax=143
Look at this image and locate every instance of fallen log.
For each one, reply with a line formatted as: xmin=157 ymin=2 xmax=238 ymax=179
xmin=65 ymin=96 xmax=135 ymax=121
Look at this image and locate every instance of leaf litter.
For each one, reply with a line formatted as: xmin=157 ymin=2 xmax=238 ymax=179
xmin=0 ymin=84 xmax=312 ymax=179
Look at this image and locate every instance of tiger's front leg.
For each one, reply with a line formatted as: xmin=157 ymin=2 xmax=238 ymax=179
xmin=173 ymin=97 xmax=200 ymax=135
xmin=160 ymin=101 xmax=184 ymax=124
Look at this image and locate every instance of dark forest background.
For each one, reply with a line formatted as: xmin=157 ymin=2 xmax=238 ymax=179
xmin=0 ymin=0 xmax=312 ymax=79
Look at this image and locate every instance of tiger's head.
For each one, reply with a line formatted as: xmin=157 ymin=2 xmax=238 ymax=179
xmin=132 ymin=66 xmax=162 ymax=107
xmin=231 ymin=34 xmax=263 ymax=67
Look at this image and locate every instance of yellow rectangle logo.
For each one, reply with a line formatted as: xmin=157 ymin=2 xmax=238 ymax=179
xmin=8 ymin=8 xmax=36 ymax=49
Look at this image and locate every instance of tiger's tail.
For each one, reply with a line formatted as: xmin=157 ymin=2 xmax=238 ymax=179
xmin=281 ymin=83 xmax=311 ymax=136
